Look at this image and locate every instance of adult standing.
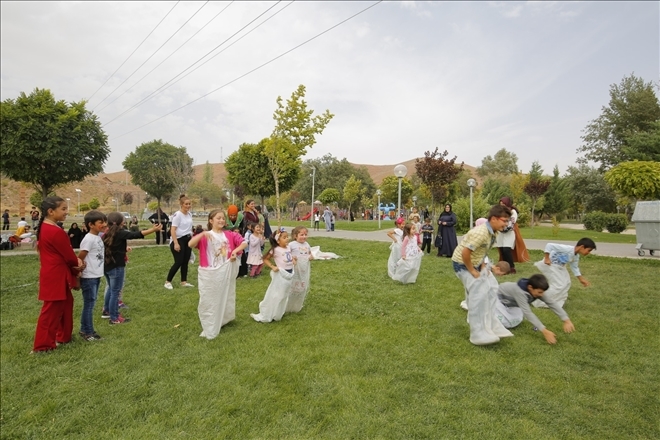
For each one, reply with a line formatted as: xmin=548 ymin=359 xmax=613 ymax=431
xmin=238 ymin=199 xmax=259 ymax=278
xmin=255 ymin=205 xmax=272 ymax=239
xmin=164 ymin=195 xmax=195 ymax=290
xmin=323 ymin=206 xmax=332 ymax=232
xmin=149 ymin=208 xmax=169 ymax=244
xmin=67 ymin=222 xmax=83 ymax=249
xmin=494 ymin=197 xmax=527 ymax=273
xmin=225 ymin=205 xmax=243 ymax=233
xmin=30 ymin=206 xmax=40 ymax=229
xmin=2 ymin=209 xmax=10 ymax=230
xmin=437 ymin=204 xmax=458 ymax=257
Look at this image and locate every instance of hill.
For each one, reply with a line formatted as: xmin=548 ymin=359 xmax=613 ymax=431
xmin=0 ymin=158 xmax=476 ymax=217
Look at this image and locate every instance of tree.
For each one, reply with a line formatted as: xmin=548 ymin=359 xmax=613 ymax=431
xmin=122 ymin=139 xmax=186 ymax=214
xmin=343 ymin=175 xmax=363 ymax=215
xmin=318 ymin=188 xmax=340 ymax=206
xmin=604 ymin=161 xmax=660 ymax=201
xmin=476 ymin=148 xmax=519 ymax=177
xmin=578 ymin=74 xmax=660 ymax=170
xmin=542 ymin=165 xmax=570 ymax=220
xmin=414 ymin=148 xmax=464 ymax=207
xmin=564 ymin=165 xmax=618 ymax=216
xmin=523 ymin=161 xmax=550 ymax=230
xmin=481 ymin=178 xmax=512 ymax=206
xmin=622 ymin=120 xmax=660 ymax=162
xmin=0 ymin=88 xmax=109 ymax=198
xmin=379 ymin=175 xmax=413 ymax=207
xmin=88 ymin=197 xmax=101 ymax=210
xmin=168 ymin=147 xmax=195 ymax=197
xmin=122 ymin=192 xmax=134 ymax=211
xmin=266 ymin=85 xmax=334 ymax=225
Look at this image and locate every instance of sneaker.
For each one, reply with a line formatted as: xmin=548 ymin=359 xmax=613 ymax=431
xmin=118 ymin=302 xmax=129 ymax=309
xmin=181 ymin=282 xmax=194 ymax=288
xmin=164 ymin=282 xmax=173 ymax=290
xmin=101 ymin=310 xmax=110 ymax=319
xmin=81 ymin=333 xmax=97 ymax=341
xmin=109 ymin=316 xmax=131 ymax=325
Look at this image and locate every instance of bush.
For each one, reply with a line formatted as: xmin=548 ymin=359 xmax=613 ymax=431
xmin=605 ymin=213 xmax=629 ymax=234
xmin=452 ymin=195 xmax=492 ymax=234
xmin=515 ymin=201 xmax=531 ymax=227
xmin=583 ymin=211 xmax=608 ymax=231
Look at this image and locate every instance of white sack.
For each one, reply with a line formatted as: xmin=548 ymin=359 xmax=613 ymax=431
xmin=387 ymin=242 xmax=402 ymax=279
xmin=532 ymin=260 xmax=571 ymax=308
xmin=392 ymin=253 xmax=423 ymax=284
xmin=310 ymin=246 xmax=340 ymax=260
xmin=495 ymin=301 xmax=524 ymax=329
xmin=287 ymin=256 xmax=311 ymax=313
xmin=251 ymin=269 xmax=295 ymax=323
xmin=197 ymin=259 xmax=240 ymax=340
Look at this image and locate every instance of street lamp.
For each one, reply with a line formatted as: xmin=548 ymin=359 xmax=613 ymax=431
xmin=467 ymin=178 xmax=477 ymax=228
xmin=376 ymin=189 xmax=382 ymax=229
xmin=75 ymin=189 xmax=81 ymax=215
xmin=310 ymin=166 xmax=316 ymax=229
xmin=394 ymin=164 xmax=408 ymax=220
xmin=112 ymin=198 xmax=118 ymax=211
xmin=412 ymin=196 xmax=417 ymax=207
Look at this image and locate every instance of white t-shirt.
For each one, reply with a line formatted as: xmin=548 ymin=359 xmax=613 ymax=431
xmin=204 ymin=230 xmax=230 ymax=268
xmin=80 ymin=233 xmax=105 ymax=278
xmin=272 ymin=245 xmax=294 ymax=271
xmin=171 ymin=210 xmax=193 ymax=238
xmin=289 ymin=240 xmax=311 ymax=258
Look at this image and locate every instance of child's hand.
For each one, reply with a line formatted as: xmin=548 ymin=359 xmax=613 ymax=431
xmin=272 ymin=266 xmax=279 ymax=272
xmin=293 ymin=256 xmax=298 ymax=265
xmin=577 ymin=276 xmax=590 ymax=287
xmin=542 ymin=328 xmax=557 ymax=344
xmin=229 ymin=251 xmax=237 ymax=262
xmin=563 ymin=319 xmax=575 ymax=333
xmin=543 ymin=257 xmax=551 ymax=265
xmin=126 ymin=246 xmax=132 ymax=252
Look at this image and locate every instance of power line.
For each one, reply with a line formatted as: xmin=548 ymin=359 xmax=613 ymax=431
xmin=87 ymin=1 xmax=180 ymax=103
xmin=96 ymin=1 xmax=235 ymax=114
xmin=93 ymin=1 xmax=210 ymax=111
xmin=111 ymin=0 xmax=382 ymax=140
xmin=103 ymin=1 xmax=285 ymax=127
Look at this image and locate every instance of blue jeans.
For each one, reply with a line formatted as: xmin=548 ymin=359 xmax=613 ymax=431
xmin=80 ymin=277 xmax=101 ymax=334
xmin=104 ymin=267 xmax=125 ymax=322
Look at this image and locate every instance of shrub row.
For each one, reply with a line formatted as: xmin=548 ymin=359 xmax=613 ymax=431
xmin=583 ymin=211 xmax=629 ymax=233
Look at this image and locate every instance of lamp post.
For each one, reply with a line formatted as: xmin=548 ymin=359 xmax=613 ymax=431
xmin=310 ymin=166 xmax=316 ymax=229
xmin=412 ymin=196 xmax=417 ymax=207
xmin=75 ymin=189 xmax=81 ymax=215
xmin=112 ymin=198 xmax=118 ymax=211
xmin=376 ymin=189 xmax=382 ymax=229
xmin=394 ymin=164 xmax=408 ymax=221
xmin=467 ymin=178 xmax=477 ymax=227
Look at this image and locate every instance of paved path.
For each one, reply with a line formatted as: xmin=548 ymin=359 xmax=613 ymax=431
xmin=304 ymin=229 xmax=656 ymax=260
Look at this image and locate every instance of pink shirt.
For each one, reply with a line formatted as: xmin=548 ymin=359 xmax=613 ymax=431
xmin=195 ymin=230 xmax=245 ymax=268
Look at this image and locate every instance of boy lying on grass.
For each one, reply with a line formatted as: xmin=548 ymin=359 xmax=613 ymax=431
xmin=496 ymin=274 xmax=575 ymax=345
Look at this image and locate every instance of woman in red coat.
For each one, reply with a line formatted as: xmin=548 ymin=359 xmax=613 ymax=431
xmin=32 ymin=197 xmax=83 ymax=353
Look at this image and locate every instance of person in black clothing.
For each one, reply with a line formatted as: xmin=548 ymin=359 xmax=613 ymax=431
xmin=2 ymin=210 xmax=9 ymax=230
xmin=68 ymin=222 xmax=83 ymax=249
xmin=148 ymin=208 xmax=170 ymax=244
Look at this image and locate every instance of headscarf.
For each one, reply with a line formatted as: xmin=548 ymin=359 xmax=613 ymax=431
xmin=499 ymin=197 xmax=513 ymax=209
xmin=227 ymin=205 xmax=239 ymax=216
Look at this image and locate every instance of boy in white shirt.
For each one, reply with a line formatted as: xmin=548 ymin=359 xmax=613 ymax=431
xmin=77 ymin=210 xmax=107 ymax=341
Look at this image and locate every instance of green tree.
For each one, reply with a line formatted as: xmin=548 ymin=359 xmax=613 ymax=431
xmin=542 ymin=165 xmax=570 ymax=220
xmin=564 ymin=165 xmax=618 ymax=216
xmin=604 ymin=161 xmax=660 ymax=201
xmin=481 ymin=177 xmax=512 ymax=206
xmin=318 ymin=188 xmax=340 ymax=206
xmin=343 ymin=175 xmax=363 ymax=215
xmin=414 ymin=148 xmax=464 ymax=207
xmin=523 ymin=161 xmax=550 ymax=231
xmin=266 ymin=85 xmax=334 ymax=225
xmin=578 ymin=74 xmax=660 ymax=170
xmin=476 ymin=148 xmax=519 ymax=177
xmin=622 ymin=120 xmax=660 ymax=162
xmin=123 ymin=139 xmax=187 ymax=213
xmin=169 ymin=147 xmax=195 ymax=197
xmin=379 ymin=175 xmax=413 ymax=208
xmin=88 ymin=198 xmax=100 ymax=210
xmin=0 ymin=88 xmax=109 ymax=198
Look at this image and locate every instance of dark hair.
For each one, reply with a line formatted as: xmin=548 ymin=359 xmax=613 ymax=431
xmin=291 ymin=226 xmax=307 ymax=239
xmin=83 ymin=209 xmax=108 ymax=228
xmin=37 ymin=196 xmax=65 ymax=241
xmin=487 ymin=204 xmax=511 ymax=220
xmin=445 ymin=204 xmax=452 ymax=211
xmin=267 ymin=228 xmax=287 ymax=256
xmin=103 ymin=212 xmax=125 ymax=264
xmin=528 ymin=274 xmax=549 ymax=291
xmin=244 ymin=199 xmax=255 ymax=210
xmin=207 ymin=209 xmax=225 ymax=230
xmin=179 ymin=194 xmax=190 ymax=206
xmin=577 ymin=237 xmax=596 ymax=250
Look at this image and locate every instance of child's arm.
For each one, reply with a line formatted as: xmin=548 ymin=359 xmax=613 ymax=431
xmin=461 ymin=248 xmax=479 ymax=278
xmin=263 ymin=251 xmax=278 ymax=272
xmin=387 ymin=230 xmax=396 ymax=242
xmin=543 ymin=252 xmax=551 ymax=265
xmin=577 ymin=276 xmax=590 ymax=287
xmin=188 ymin=231 xmax=207 ymax=248
xmin=141 ymin=223 xmax=162 ymax=237
xmin=230 ymin=240 xmax=248 ymax=262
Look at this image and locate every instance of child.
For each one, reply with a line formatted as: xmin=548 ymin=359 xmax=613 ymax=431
xmin=460 ymin=260 xmax=510 ymax=311
xmin=77 ymin=210 xmax=107 ymax=341
xmin=314 ymin=212 xmax=320 ymax=231
xmin=420 ymin=217 xmax=434 ymax=254
xmin=496 ymin=274 xmax=575 ymax=345
xmin=451 ymin=204 xmax=514 ymax=345
xmin=532 ymin=238 xmax=596 ymax=308
xmin=330 ymin=213 xmax=335 ymax=232
xmin=247 ymin=223 xmax=265 ymax=277
xmin=102 ymin=212 xmax=161 ymax=325
xmin=32 ymin=197 xmax=84 ymax=353
xmin=287 ymin=226 xmax=314 ymax=313
xmin=189 ymin=209 xmax=247 ymax=339
xmin=386 ymin=217 xmax=405 ymax=279
xmin=411 ymin=213 xmax=422 ymax=246
xmin=250 ymin=228 xmax=296 ymax=323
xmin=392 ymin=223 xmax=423 ymax=284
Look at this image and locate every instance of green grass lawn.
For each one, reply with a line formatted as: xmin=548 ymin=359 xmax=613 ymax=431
xmin=2 ymin=239 xmax=658 ymax=439
xmin=518 ymin=226 xmax=638 ymax=244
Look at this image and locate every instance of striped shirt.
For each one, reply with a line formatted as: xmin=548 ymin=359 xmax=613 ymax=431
xmin=451 ymin=222 xmax=498 ymax=267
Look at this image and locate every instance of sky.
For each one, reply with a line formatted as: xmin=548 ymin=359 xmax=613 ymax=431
xmin=1 ymin=1 xmax=658 ymax=175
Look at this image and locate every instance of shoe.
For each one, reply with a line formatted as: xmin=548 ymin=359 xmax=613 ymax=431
xmin=109 ymin=316 xmax=131 ymax=325
xmin=164 ymin=282 xmax=173 ymax=290
xmin=91 ymin=333 xmax=102 ymax=340
xmin=181 ymin=282 xmax=194 ymax=288
xmin=101 ymin=310 xmax=110 ymax=319
xmin=509 ymin=268 xmax=517 ymax=274
xmin=118 ymin=302 xmax=129 ymax=309
xmin=81 ymin=333 xmax=97 ymax=341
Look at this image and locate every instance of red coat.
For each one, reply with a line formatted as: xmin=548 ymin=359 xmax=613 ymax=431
xmin=38 ymin=223 xmax=79 ymax=301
